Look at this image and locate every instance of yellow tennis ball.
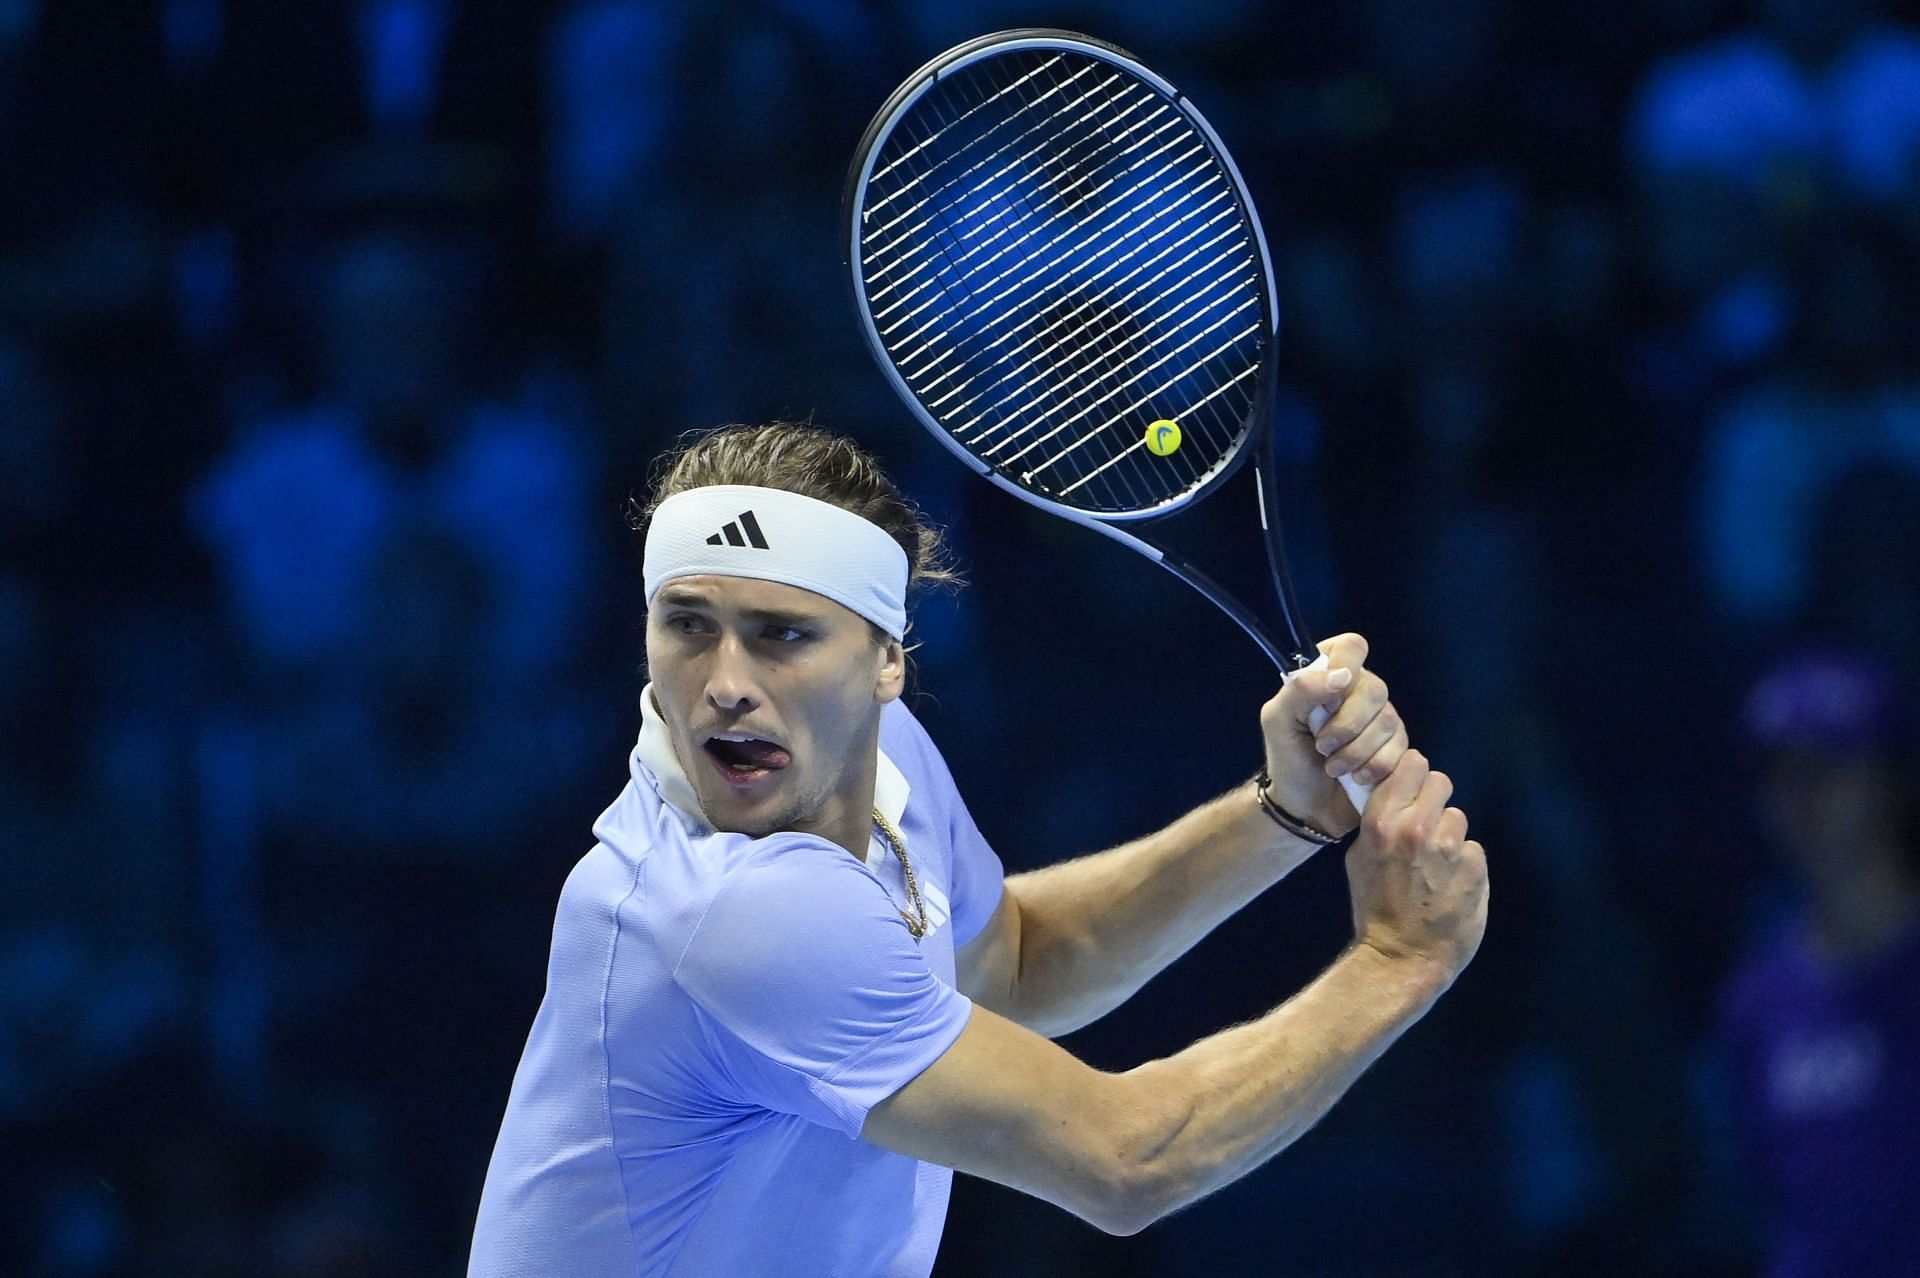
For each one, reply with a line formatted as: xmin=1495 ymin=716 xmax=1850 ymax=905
xmin=1145 ymin=419 xmax=1182 ymax=456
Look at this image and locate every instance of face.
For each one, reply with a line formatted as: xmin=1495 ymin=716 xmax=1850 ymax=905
xmin=646 ymin=575 xmax=905 ymax=845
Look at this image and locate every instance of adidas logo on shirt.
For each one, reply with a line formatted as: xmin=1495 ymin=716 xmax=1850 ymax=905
xmin=705 ymin=510 xmax=770 ymax=549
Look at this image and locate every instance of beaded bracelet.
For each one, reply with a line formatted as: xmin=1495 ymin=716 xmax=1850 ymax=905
xmin=1252 ymin=768 xmax=1345 ymax=845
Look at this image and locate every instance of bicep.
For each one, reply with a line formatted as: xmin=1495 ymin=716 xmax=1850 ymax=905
xmin=859 ymin=999 xmax=1157 ymax=1235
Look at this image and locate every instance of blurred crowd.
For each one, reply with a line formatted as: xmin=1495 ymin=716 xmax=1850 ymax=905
xmin=2 ymin=0 xmax=1917 ymax=1274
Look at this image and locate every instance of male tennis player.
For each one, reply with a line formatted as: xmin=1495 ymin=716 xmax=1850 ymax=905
xmin=469 ymin=423 xmax=1487 ymax=1276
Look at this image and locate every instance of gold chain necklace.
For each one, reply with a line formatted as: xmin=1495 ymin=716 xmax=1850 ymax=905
xmin=871 ymin=809 xmax=928 ymax=939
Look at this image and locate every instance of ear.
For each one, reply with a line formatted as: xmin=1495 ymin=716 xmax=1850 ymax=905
xmin=874 ymin=636 xmax=907 ymax=705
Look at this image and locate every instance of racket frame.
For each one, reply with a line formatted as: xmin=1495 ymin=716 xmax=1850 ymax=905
xmin=844 ymin=28 xmax=1316 ymax=672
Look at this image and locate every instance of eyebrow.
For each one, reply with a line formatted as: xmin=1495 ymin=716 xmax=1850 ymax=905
xmin=654 ymin=588 xmax=826 ymax=627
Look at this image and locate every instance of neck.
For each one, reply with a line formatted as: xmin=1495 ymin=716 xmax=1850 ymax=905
xmin=792 ymin=726 xmax=883 ymax=861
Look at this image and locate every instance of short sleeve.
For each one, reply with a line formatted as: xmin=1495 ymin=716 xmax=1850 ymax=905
xmin=945 ymin=789 xmax=1005 ymax=948
xmin=671 ymin=839 xmax=973 ymax=1135
xmin=878 ymin=702 xmax=1005 ymax=947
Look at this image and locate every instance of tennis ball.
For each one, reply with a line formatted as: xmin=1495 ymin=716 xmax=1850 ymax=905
xmin=1145 ymin=419 xmax=1182 ymax=456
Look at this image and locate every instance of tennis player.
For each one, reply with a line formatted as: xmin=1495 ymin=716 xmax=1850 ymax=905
xmin=468 ymin=422 xmax=1488 ymax=1276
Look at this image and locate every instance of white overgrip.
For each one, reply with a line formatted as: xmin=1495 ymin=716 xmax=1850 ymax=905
xmin=1289 ymin=652 xmax=1376 ymax=816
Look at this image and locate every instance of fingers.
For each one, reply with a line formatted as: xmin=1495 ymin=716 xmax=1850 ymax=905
xmin=1312 ymin=662 xmax=1387 ymax=740
xmin=1266 ymin=666 xmax=1353 ymax=735
xmin=1316 ymin=632 xmax=1369 ymax=670
xmin=1320 ymin=693 xmax=1403 ymax=784
xmin=1363 ymin=752 xmax=1459 ymax=835
xmin=1301 ymin=635 xmax=1391 ymax=768
xmin=1368 ymin=747 xmax=1430 ymax=812
xmin=1276 ymin=659 xmax=1393 ymax=766
xmin=1463 ymin=839 xmax=1490 ymax=926
xmin=1412 ymin=768 xmax=1456 ymax=827
xmin=1270 ymin=633 xmax=1372 ymax=730
xmin=1358 ymin=718 xmax=1410 ymax=786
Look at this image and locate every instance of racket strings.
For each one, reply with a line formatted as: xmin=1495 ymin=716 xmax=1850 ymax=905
xmin=863 ymin=69 xmax=1155 ymax=304
xmin=858 ymin=46 xmax=1267 ymax=513
xmin=867 ymin=59 xmax=1259 ymax=445
xmin=871 ymin=72 xmax=1174 ymax=510
xmin=967 ymin=68 xmax=1240 ymax=458
xmin=862 ymin=56 xmax=1104 ymax=243
xmin=956 ymin=62 xmax=1205 ymax=506
xmin=1040 ymin=57 xmax=1253 ymax=489
xmin=882 ymin=87 xmax=1185 ymax=388
xmin=871 ymin=61 xmax=1156 ymax=328
xmin=934 ymin=196 xmax=1242 ymax=432
xmin=1007 ymin=58 xmax=1240 ymax=495
xmin=954 ymin=58 xmax=1203 ymax=510
xmin=901 ymin=135 xmax=1240 ymax=483
xmin=875 ymin=81 xmax=1182 ymax=359
xmin=1025 ymin=54 xmax=1258 ymax=494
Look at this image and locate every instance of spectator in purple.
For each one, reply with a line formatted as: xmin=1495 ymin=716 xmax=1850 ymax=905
xmin=1717 ymin=650 xmax=1920 ymax=1277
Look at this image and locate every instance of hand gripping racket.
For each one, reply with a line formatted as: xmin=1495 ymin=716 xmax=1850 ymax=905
xmin=844 ymin=29 xmax=1373 ymax=814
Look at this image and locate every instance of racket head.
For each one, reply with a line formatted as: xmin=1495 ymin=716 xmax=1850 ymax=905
xmin=844 ymin=30 xmax=1280 ymax=526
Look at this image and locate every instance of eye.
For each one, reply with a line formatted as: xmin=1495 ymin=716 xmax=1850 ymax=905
xmin=763 ymin=625 xmax=811 ymax=643
xmin=664 ymin=612 xmax=711 ymax=636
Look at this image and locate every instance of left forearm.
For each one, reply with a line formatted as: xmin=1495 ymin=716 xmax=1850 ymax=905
xmin=1003 ymin=782 xmax=1321 ymax=1036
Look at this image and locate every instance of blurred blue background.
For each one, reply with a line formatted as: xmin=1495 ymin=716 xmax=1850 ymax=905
xmin=4 ymin=0 xmax=1920 ymax=1274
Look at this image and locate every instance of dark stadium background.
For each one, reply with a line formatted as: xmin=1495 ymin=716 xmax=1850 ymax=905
xmin=4 ymin=0 xmax=1917 ymax=1272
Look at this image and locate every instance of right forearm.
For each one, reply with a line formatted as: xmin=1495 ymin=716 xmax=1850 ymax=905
xmin=864 ymin=749 xmax=1483 ymax=1239
xmin=1116 ymin=945 xmax=1449 ymax=1224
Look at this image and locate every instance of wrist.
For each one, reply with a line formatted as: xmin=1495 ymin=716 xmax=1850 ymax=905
xmin=1251 ymin=769 xmax=1345 ymax=846
xmin=1349 ymin=937 xmax=1459 ymax=1002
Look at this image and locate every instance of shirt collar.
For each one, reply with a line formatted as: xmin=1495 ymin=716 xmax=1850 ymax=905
xmin=633 ymin=683 xmax=910 ymax=833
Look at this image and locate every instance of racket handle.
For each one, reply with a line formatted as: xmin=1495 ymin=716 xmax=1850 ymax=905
xmin=1291 ymin=653 xmax=1377 ymax=816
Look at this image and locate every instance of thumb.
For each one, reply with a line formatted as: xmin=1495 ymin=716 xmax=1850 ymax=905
xmin=1278 ymin=664 xmax=1353 ymax=730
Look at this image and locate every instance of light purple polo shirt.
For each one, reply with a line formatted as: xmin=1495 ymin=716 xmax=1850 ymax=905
xmin=469 ymin=691 xmax=1005 ymax=1277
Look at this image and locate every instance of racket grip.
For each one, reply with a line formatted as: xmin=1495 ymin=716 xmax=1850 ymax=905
xmin=1291 ymin=653 xmax=1377 ymax=816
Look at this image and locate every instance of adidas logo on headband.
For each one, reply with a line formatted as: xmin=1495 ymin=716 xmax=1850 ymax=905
xmin=704 ymin=510 xmax=770 ymax=549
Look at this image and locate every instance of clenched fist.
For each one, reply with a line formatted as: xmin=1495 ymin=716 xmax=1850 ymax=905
xmin=1345 ymin=749 xmax=1487 ymax=980
xmin=1259 ymin=633 xmax=1406 ymax=837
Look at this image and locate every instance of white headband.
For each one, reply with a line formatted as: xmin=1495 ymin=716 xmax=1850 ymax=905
xmin=643 ymin=484 xmax=911 ymax=639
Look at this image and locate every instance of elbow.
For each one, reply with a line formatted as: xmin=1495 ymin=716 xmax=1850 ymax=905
xmin=1045 ymin=1066 xmax=1198 ymax=1236
xmin=1092 ymin=1195 xmax=1157 ymax=1238
xmin=1076 ymin=1173 xmax=1151 ymax=1236
xmin=1080 ymin=1105 xmax=1192 ymax=1236
xmin=1085 ymin=1162 xmax=1177 ymax=1236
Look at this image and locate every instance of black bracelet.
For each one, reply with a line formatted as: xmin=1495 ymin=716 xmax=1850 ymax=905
xmin=1252 ymin=768 xmax=1345 ymax=845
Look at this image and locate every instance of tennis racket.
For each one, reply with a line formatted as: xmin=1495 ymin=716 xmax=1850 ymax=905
xmin=844 ymin=28 xmax=1372 ymax=814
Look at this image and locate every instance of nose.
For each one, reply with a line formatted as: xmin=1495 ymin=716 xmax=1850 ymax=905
xmin=703 ymin=633 xmax=763 ymax=714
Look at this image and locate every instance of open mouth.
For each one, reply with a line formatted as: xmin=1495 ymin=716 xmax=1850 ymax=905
xmin=702 ymin=732 xmax=793 ymax=785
